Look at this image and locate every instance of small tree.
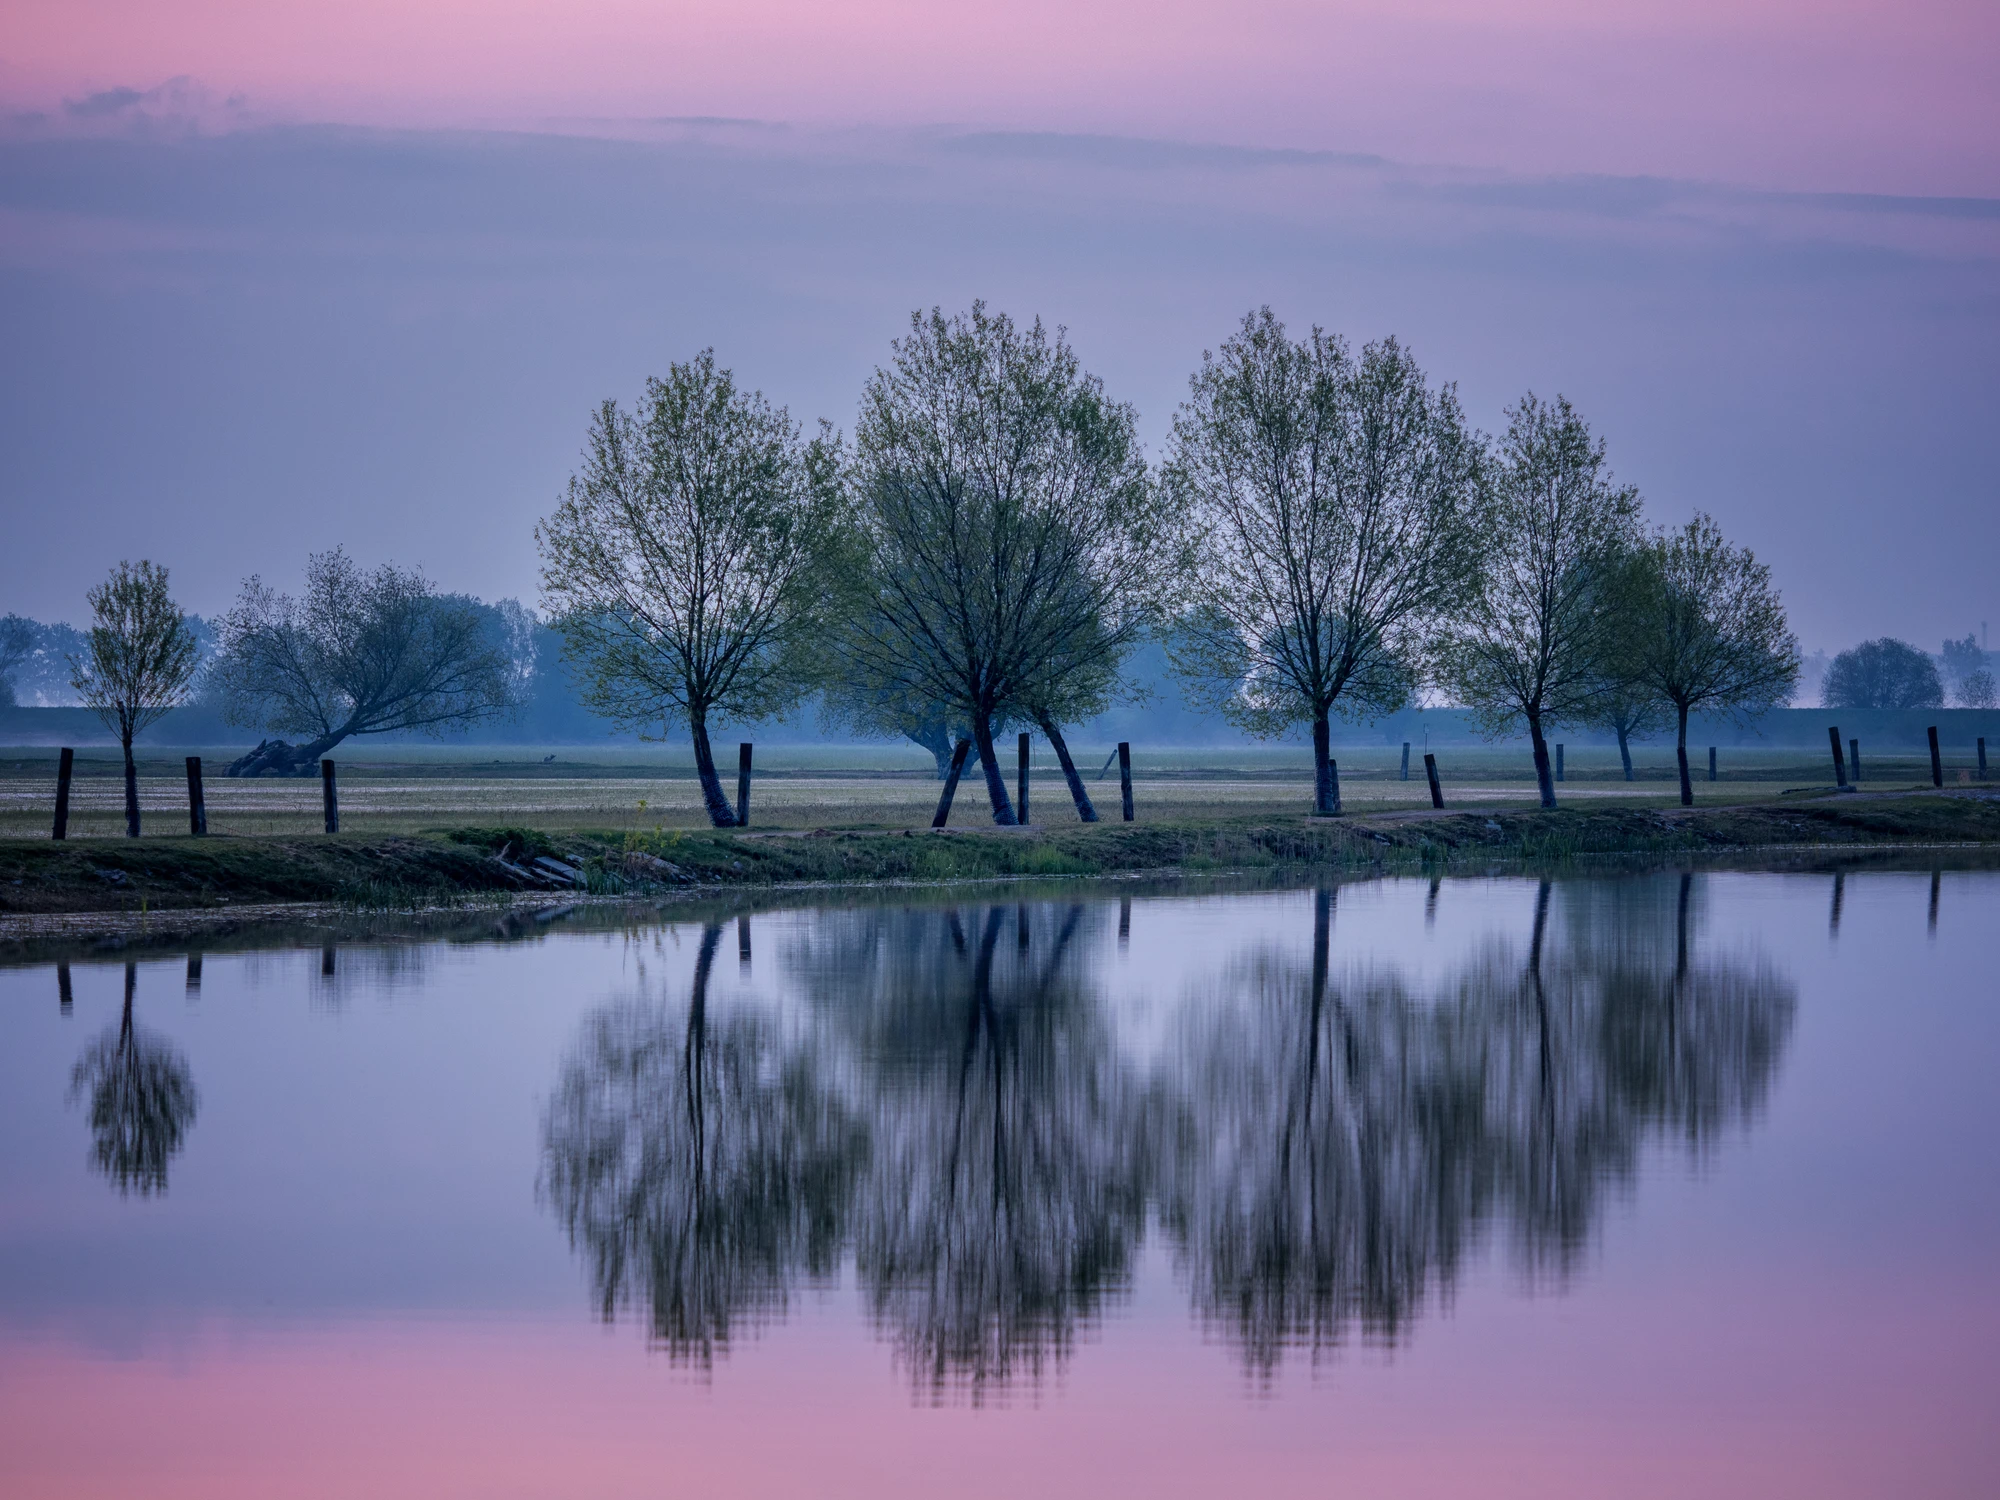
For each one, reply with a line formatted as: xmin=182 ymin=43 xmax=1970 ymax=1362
xmin=1434 ymin=394 xmax=1641 ymax=808
xmin=215 ymin=549 xmax=518 ymax=776
xmin=1823 ymin=638 xmax=1944 ymax=710
xmin=840 ymin=305 xmax=1161 ymax=825
xmin=1621 ymin=515 xmax=1799 ymax=806
xmin=539 ymin=353 xmax=846 ymax=826
xmin=1587 ymin=680 xmax=1670 ymax=782
xmin=1960 ymin=668 xmax=1997 ymax=710
xmin=69 ymin=561 xmax=201 ymax=837
xmin=0 ymin=614 xmax=35 ymax=706
xmin=1165 ymin=309 xmax=1486 ymax=813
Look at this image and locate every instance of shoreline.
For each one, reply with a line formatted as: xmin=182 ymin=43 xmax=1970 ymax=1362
xmin=5 ymin=789 xmax=1997 ymax=960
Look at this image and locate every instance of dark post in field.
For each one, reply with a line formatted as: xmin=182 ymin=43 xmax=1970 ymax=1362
xmin=1424 ymin=753 xmax=1445 ymax=810
xmin=1555 ymin=743 xmax=1564 ymax=782
xmin=1928 ymin=726 xmax=1943 ymax=788
xmin=1979 ymin=737 xmax=1989 ymax=780
xmin=1708 ymin=746 xmax=1717 ymax=782
xmin=737 ymin=915 xmax=752 ymax=970
xmin=53 ymin=747 xmax=75 ymax=840
xmin=185 ymin=756 xmax=207 ymax=836
xmin=1850 ymin=738 xmax=1862 ymax=785
xmin=1828 ymin=726 xmax=1848 ymax=788
xmin=320 ymin=759 xmax=339 ymax=834
xmin=1118 ymin=742 xmax=1134 ymax=822
xmin=736 ymin=743 xmax=753 ymax=828
xmin=931 ymin=739 xmax=972 ymax=828
xmin=1017 ymin=732 xmax=1031 ymax=826
xmin=1401 ymin=742 xmax=1412 ymax=781
xmin=58 ymin=961 xmax=73 ymax=1011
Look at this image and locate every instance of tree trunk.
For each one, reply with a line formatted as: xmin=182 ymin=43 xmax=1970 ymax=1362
xmin=971 ymin=714 xmax=1017 ymax=825
xmin=1312 ymin=714 xmax=1336 ymax=815
xmin=1528 ymin=711 xmax=1556 ymax=809
xmin=908 ymin=722 xmax=956 ymax=779
xmin=122 ymin=733 xmax=140 ymax=838
xmin=1035 ymin=713 xmax=1098 ymax=822
xmin=1617 ymin=726 xmax=1634 ymax=782
xmin=689 ymin=715 xmax=738 ymax=828
xmin=1675 ymin=703 xmax=1693 ymax=806
xmin=225 ymin=729 xmax=349 ymax=778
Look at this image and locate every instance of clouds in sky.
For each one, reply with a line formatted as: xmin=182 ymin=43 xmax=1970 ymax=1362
xmin=0 ymin=67 xmax=1994 ymax=649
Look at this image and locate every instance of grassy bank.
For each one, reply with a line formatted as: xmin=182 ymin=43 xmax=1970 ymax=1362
xmin=4 ymin=790 xmax=1997 ymax=924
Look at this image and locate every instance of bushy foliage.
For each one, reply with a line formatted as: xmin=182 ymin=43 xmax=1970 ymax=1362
xmin=1822 ymin=637 xmax=1943 ymax=711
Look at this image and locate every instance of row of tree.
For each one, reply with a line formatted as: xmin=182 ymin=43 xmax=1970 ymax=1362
xmin=36 ymin=303 xmax=1813 ymax=834
xmin=538 ymin=304 xmax=1801 ymax=821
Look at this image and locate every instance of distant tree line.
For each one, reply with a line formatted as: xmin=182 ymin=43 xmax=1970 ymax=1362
xmin=22 ymin=302 xmax=2000 ymax=833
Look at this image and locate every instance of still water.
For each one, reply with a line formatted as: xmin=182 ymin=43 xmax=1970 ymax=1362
xmin=2 ymin=869 xmax=1996 ymax=1498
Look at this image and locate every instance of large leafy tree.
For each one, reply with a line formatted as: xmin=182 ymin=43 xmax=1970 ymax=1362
xmin=1164 ymin=309 xmax=1486 ymax=815
xmin=1620 ymin=514 xmax=1799 ymax=805
xmin=215 ymin=548 xmax=517 ymax=776
xmin=838 ymin=304 xmax=1162 ymax=826
xmin=538 ymin=352 xmax=847 ymax=826
xmin=69 ymin=560 xmax=202 ymax=835
xmin=1823 ymin=637 xmax=1944 ymax=711
xmin=1434 ymin=393 xmax=1642 ymax=808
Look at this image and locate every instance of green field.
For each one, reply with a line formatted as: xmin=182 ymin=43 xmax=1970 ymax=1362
xmin=2 ymin=740 xmax=1986 ymax=840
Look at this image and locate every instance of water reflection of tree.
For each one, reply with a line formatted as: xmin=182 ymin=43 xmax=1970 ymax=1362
xmin=1154 ymin=878 xmax=1796 ymax=1375
xmin=69 ymin=964 xmax=199 ymax=1196
xmin=540 ymin=924 xmax=868 ymax=1370
xmin=800 ymin=903 xmax=1145 ymax=1402
xmin=541 ymin=879 xmax=1796 ymax=1391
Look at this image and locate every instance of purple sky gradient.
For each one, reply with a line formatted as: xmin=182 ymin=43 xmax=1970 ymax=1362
xmin=1 ymin=3 xmax=1995 ymax=654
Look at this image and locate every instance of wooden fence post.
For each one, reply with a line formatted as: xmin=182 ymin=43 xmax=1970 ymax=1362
xmin=185 ymin=756 xmax=207 ymax=836
xmin=1401 ymin=742 xmax=1411 ymax=781
xmin=1928 ymin=726 xmax=1943 ymax=788
xmin=1979 ymin=737 xmax=1988 ymax=780
xmin=1118 ymin=742 xmax=1134 ymax=822
xmin=321 ymin=759 xmax=339 ymax=834
xmin=1850 ymin=738 xmax=1861 ymax=785
xmin=1017 ymin=731 xmax=1030 ymax=826
xmin=1708 ymin=746 xmax=1717 ymax=782
xmin=931 ymin=739 xmax=972 ymax=828
xmin=1424 ymin=753 xmax=1444 ymax=809
xmin=1827 ymin=726 xmax=1848 ymax=788
xmin=1555 ymin=743 xmax=1564 ymax=782
xmin=736 ymin=742 xmax=753 ymax=828
xmin=53 ymin=747 xmax=74 ymax=840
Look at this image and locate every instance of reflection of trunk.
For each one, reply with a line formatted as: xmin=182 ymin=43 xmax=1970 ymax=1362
xmin=683 ymin=924 xmax=723 ymax=1194
xmin=1528 ymin=711 xmax=1556 ymax=810
xmin=689 ymin=714 xmax=738 ymax=828
xmin=1312 ymin=715 xmax=1336 ymax=815
xmin=971 ymin=714 xmax=1017 ymax=826
xmin=1617 ymin=726 xmax=1634 ymax=782
xmin=1035 ymin=714 xmax=1098 ymax=822
xmin=1674 ymin=703 xmax=1693 ymax=806
xmin=121 ymin=733 xmax=141 ymax=837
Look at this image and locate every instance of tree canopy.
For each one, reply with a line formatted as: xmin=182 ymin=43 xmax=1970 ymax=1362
xmin=1823 ymin=637 xmax=1945 ymax=711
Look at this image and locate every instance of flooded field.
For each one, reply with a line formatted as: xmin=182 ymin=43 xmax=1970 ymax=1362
xmin=2 ymin=866 xmax=1996 ymax=1497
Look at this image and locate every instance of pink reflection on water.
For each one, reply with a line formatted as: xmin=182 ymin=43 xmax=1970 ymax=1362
xmin=5 ymin=1257 xmax=1997 ymax=1500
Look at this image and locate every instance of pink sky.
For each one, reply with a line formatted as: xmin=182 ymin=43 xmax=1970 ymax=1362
xmin=6 ymin=0 xmax=1998 ymax=193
